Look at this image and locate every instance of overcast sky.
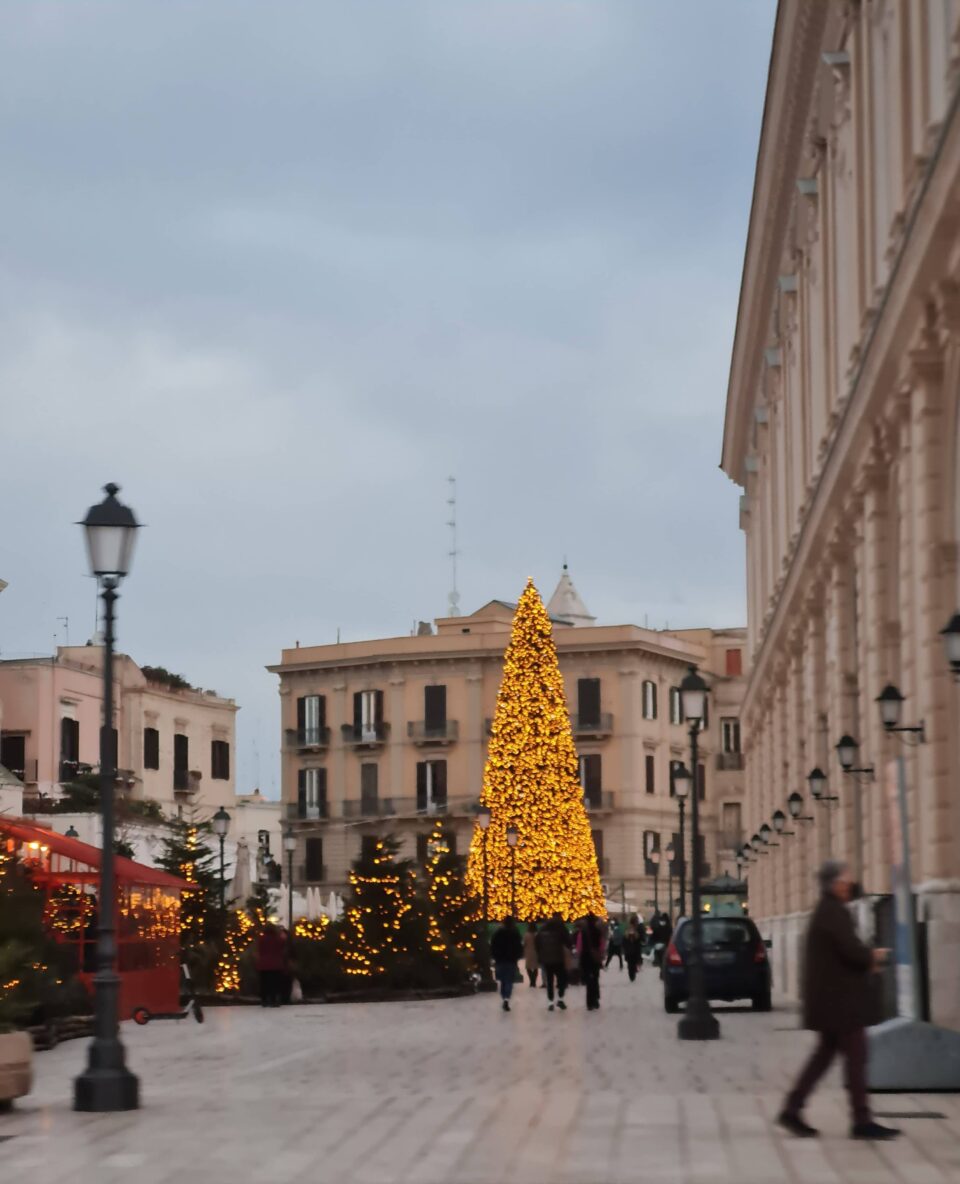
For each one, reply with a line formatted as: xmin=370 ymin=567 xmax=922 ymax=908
xmin=1 ymin=1 xmax=774 ymax=797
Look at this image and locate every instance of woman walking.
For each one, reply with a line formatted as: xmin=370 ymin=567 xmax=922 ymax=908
xmin=623 ymin=915 xmax=644 ymax=982
xmin=523 ymin=921 xmax=540 ymax=987
xmin=576 ymin=913 xmax=607 ymax=1011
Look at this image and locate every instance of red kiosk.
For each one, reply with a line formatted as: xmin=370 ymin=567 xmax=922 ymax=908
xmin=1 ymin=819 xmax=187 ymax=1019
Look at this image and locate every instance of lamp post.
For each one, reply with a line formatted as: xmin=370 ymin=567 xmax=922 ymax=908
xmin=835 ymin=735 xmax=875 ymax=780
xmin=665 ymin=842 xmax=674 ymax=921
xmin=807 ymin=766 xmax=837 ymax=804
xmin=283 ymin=830 xmax=297 ymax=928
xmin=876 ymin=684 xmax=926 ymax=744
xmin=506 ymin=825 xmax=519 ymax=918
xmin=787 ymin=792 xmax=814 ymax=824
xmin=650 ymin=848 xmax=660 ymax=912
xmin=672 ymin=764 xmax=691 ymax=918
xmin=677 ymin=664 xmax=719 ymax=1041
xmin=475 ymin=806 xmax=492 ymax=984
xmin=212 ymin=807 xmax=231 ymax=910
xmin=74 ymin=484 xmax=141 ymax=1113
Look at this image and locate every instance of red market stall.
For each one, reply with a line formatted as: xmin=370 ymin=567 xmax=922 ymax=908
xmin=0 ymin=819 xmax=186 ymax=1019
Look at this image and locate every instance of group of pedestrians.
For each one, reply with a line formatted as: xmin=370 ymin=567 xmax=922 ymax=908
xmin=490 ymin=911 xmax=615 ymax=1013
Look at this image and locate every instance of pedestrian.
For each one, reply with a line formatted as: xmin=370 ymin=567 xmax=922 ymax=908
xmin=623 ymin=915 xmax=643 ymax=982
xmin=577 ymin=913 xmax=607 ymax=1011
xmin=535 ymin=912 xmax=572 ymax=1011
xmin=777 ymin=860 xmax=899 ymax=1142
xmin=605 ymin=918 xmax=624 ymax=969
xmin=490 ymin=915 xmax=523 ymax=1012
xmin=523 ymin=921 xmax=540 ymax=988
xmin=256 ymin=922 xmax=286 ymax=1008
xmin=278 ymin=925 xmax=294 ymax=1004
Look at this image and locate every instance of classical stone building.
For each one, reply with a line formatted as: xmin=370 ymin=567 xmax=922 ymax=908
xmin=269 ymin=570 xmax=747 ymax=911
xmin=722 ymin=1 xmax=960 ymax=1024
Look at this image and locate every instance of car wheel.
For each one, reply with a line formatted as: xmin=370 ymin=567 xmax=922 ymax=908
xmin=664 ymin=994 xmax=680 ymax=1014
xmin=752 ymin=990 xmax=772 ymax=1012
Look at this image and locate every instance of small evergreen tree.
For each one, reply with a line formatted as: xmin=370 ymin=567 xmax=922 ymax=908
xmin=156 ymin=813 xmax=220 ymax=945
xmin=337 ymin=835 xmax=421 ymax=979
xmin=423 ymin=821 xmax=479 ymax=957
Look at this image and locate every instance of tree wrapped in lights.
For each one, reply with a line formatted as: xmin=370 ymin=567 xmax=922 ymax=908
xmin=337 ymin=836 xmax=418 ymax=979
xmin=156 ymin=814 xmax=219 ymax=945
xmin=423 ymin=821 xmax=478 ymax=958
xmin=467 ymin=579 xmax=605 ymax=921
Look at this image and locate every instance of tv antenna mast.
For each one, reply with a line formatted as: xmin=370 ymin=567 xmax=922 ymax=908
xmin=446 ymin=476 xmax=460 ymax=617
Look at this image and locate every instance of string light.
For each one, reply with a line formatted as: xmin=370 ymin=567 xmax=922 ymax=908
xmin=466 ymin=579 xmax=606 ymax=921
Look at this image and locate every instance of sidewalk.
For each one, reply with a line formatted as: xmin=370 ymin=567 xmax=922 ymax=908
xmin=3 ymin=964 xmax=960 ymax=1183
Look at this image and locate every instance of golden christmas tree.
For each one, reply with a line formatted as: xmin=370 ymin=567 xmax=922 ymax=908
xmin=467 ymin=579 xmax=605 ymax=921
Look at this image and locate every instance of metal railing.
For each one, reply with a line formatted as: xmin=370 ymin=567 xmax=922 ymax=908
xmin=582 ymin=790 xmax=615 ymax=811
xmin=342 ymin=798 xmax=396 ymax=819
xmin=297 ymin=863 xmax=327 ymax=883
xmin=285 ymin=801 xmax=329 ymax=821
xmin=715 ymin=752 xmax=744 ymax=771
xmin=571 ymin=712 xmax=614 ymax=738
xmin=285 ymin=727 xmax=331 ymax=750
xmin=340 ymin=722 xmax=390 ymax=746
xmin=407 ymin=720 xmax=460 ymax=745
xmin=173 ymin=768 xmax=192 ymax=792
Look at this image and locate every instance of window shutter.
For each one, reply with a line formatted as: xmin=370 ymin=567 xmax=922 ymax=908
xmin=443 ymin=829 xmax=458 ymax=856
xmin=361 ymin=835 xmax=377 ymax=863
xmin=577 ymin=678 xmax=601 ymax=727
xmin=651 ymin=683 xmax=658 ymax=719
xmin=424 ymin=685 xmax=446 ymax=731
xmin=591 ymin=829 xmax=604 ymax=862
xmin=297 ymin=769 xmax=306 ymax=818
xmin=416 ymin=762 xmax=427 ymax=812
xmin=318 ymin=767 xmax=328 ymax=815
xmin=645 ymin=754 xmax=655 ymax=794
xmin=174 ymin=733 xmax=189 ymax=771
xmin=317 ymin=695 xmax=326 ymax=728
xmin=296 ymin=697 xmax=306 ymax=731
xmin=374 ymin=689 xmax=384 ymax=726
xmin=361 ymin=764 xmax=378 ymax=813
xmin=416 ymin=833 xmax=429 ymax=865
xmin=353 ymin=692 xmax=362 ymax=732
xmin=305 ymin=837 xmax=324 ymax=882
xmin=433 ymin=760 xmax=447 ymax=807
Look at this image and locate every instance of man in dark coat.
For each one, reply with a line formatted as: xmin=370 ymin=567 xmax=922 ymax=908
xmin=490 ymin=916 xmax=523 ymax=1012
xmin=778 ymin=860 xmax=899 ymax=1141
xmin=535 ymin=912 xmax=572 ymax=1011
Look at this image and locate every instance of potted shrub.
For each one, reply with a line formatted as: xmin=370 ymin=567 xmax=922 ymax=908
xmin=0 ymin=942 xmax=34 ymax=1110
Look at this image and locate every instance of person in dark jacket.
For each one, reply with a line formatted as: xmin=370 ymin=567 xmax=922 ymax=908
xmin=778 ymin=860 xmax=899 ymax=1142
xmin=490 ymin=916 xmax=523 ymax=1011
xmin=622 ymin=915 xmax=644 ymax=982
xmin=535 ymin=912 xmax=572 ymax=1011
xmin=256 ymin=923 xmax=286 ymax=1007
xmin=576 ymin=913 xmax=607 ymax=1011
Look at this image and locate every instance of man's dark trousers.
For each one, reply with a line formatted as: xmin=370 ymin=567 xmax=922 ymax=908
xmin=785 ymin=1028 xmax=870 ymax=1126
xmin=543 ymin=963 xmax=567 ymax=1003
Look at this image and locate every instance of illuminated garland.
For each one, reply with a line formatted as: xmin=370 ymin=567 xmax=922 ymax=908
xmin=43 ymin=884 xmax=94 ymax=934
xmin=214 ymin=909 xmax=331 ymax=993
xmin=337 ymin=838 xmax=416 ymax=978
xmin=466 ymin=579 xmax=606 ymax=921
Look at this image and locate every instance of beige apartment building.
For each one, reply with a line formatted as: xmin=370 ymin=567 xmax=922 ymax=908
xmin=722 ymin=1 xmax=960 ymax=1025
xmin=0 ymin=646 xmax=238 ymax=818
xmin=269 ymin=571 xmax=747 ymax=911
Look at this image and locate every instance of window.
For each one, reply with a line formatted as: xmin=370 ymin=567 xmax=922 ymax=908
xmin=578 ymin=754 xmax=602 ymax=808
xmin=645 ymin=753 xmax=655 ymax=795
xmin=424 ymin=685 xmax=447 ymax=733
xmin=296 ymin=694 xmax=326 ymax=744
xmin=577 ymin=678 xmax=601 ymax=727
xmin=304 ymin=837 xmax=324 ymax=882
xmin=360 ymin=834 xmax=378 ymax=863
xmin=59 ymin=717 xmax=80 ymax=780
xmin=721 ymin=717 xmax=741 ymax=754
xmin=360 ymin=763 xmax=379 ymax=815
xmin=297 ymin=767 xmax=327 ymax=819
xmin=643 ymin=830 xmax=660 ymax=875
xmin=416 ymin=833 xmax=430 ymax=865
xmin=697 ymin=762 xmax=706 ymax=802
xmin=725 ymin=648 xmax=742 ymax=677
xmin=143 ymin=727 xmax=160 ymax=770
xmin=353 ymin=689 xmax=384 ymax=740
xmin=174 ymin=733 xmax=189 ymax=790
xmin=0 ymin=735 xmax=25 ymax=780
xmin=669 ymin=687 xmax=683 ymax=726
xmin=721 ymin=802 xmax=742 ymax=850
xmin=416 ymin=760 xmax=447 ymax=814
xmin=669 ymin=760 xmax=684 ymax=798
xmin=641 ymin=680 xmax=657 ymax=720
xmin=591 ymin=829 xmax=604 ymax=865
xmin=211 ymin=740 xmax=230 ymax=780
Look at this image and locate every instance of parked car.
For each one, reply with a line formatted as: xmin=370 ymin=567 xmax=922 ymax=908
xmin=662 ymin=916 xmax=771 ymax=1013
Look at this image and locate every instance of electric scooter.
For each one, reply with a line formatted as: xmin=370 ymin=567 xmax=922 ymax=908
xmin=132 ymin=959 xmax=204 ymax=1026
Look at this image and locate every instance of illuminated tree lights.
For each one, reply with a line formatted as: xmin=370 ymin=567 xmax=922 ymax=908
xmin=467 ymin=579 xmax=605 ymax=921
xmin=424 ymin=821 xmax=479 ymax=959
xmin=337 ymin=837 xmax=418 ymax=978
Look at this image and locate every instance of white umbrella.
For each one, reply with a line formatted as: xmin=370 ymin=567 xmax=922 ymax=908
xmin=228 ymin=838 xmax=251 ymax=907
xmin=307 ymin=886 xmax=319 ymax=920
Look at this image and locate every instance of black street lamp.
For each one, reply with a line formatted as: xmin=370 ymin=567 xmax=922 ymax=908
xmin=665 ymin=842 xmax=675 ymax=920
xmin=475 ymin=806 xmax=493 ymax=985
xmin=771 ymin=810 xmax=794 ymax=838
xmin=506 ymin=825 xmax=519 ymax=918
xmin=787 ymin=792 xmax=814 ymax=824
xmin=759 ymin=822 xmax=779 ymax=848
xmin=807 ymin=766 xmax=838 ymax=804
xmin=650 ymin=848 xmax=661 ymax=912
xmin=876 ymin=684 xmax=926 ymax=744
xmin=835 ymin=734 xmax=875 ymax=780
xmin=283 ymin=831 xmax=297 ymax=927
xmin=212 ymin=806 xmax=231 ymax=909
xmin=672 ymin=763 xmax=691 ymax=917
xmin=74 ymin=484 xmax=141 ymax=1113
xmin=677 ymin=664 xmax=719 ymax=1042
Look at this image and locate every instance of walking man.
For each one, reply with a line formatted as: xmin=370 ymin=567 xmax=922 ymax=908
xmin=622 ymin=915 xmax=643 ymax=982
xmin=577 ymin=913 xmax=607 ymax=1011
xmin=535 ymin=912 xmax=571 ymax=1012
xmin=605 ymin=918 xmax=624 ymax=969
xmin=490 ymin=916 xmax=523 ymax=1012
xmin=778 ymin=860 xmax=900 ymax=1142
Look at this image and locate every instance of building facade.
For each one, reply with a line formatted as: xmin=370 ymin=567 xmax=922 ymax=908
xmin=722 ymin=1 xmax=960 ymax=1024
xmin=269 ymin=573 xmax=747 ymax=913
xmin=0 ymin=646 xmax=238 ymax=819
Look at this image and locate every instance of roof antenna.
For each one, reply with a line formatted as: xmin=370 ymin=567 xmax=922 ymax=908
xmin=446 ymin=476 xmax=461 ymax=617
xmin=57 ymin=617 xmax=69 ymax=647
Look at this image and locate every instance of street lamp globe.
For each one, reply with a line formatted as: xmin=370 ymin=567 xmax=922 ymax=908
xmin=836 ymin=735 xmax=859 ymax=772
xmin=283 ymin=831 xmax=297 ymax=854
xmin=807 ymin=767 xmax=827 ymax=799
xmin=876 ymin=683 xmax=905 ymax=731
xmin=679 ymin=665 xmax=708 ymax=725
xmin=787 ymin=792 xmax=804 ymax=820
xmin=759 ymin=823 xmax=773 ymax=845
xmin=772 ymin=809 xmax=786 ymax=834
xmin=672 ymin=763 xmax=692 ymax=799
xmin=940 ymin=613 xmax=960 ymax=678
xmin=211 ymin=806 xmax=231 ymax=839
xmin=650 ymin=849 xmax=661 ymax=866
xmin=80 ymin=484 xmax=140 ymax=580
xmin=505 ymin=825 xmax=519 ymax=848
xmin=477 ymin=805 xmax=491 ymax=831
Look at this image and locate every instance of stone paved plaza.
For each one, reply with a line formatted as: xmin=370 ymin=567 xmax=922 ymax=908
xmin=4 ymin=968 xmax=960 ymax=1184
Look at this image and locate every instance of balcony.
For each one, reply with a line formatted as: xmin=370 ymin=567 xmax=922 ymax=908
xmin=342 ymin=798 xmax=397 ymax=820
xmin=297 ymin=863 xmax=327 ymax=884
xmin=716 ymin=752 xmax=744 ymax=771
xmin=285 ymin=801 xmax=330 ymax=821
xmin=582 ymin=790 xmax=615 ymax=813
xmin=407 ymin=720 xmax=459 ymax=747
xmin=571 ymin=712 xmax=614 ymax=740
xmin=173 ymin=768 xmax=196 ymax=793
xmin=285 ymin=727 xmax=331 ymax=752
xmin=341 ymin=722 xmax=390 ymax=749
xmin=390 ymin=795 xmax=478 ymax=818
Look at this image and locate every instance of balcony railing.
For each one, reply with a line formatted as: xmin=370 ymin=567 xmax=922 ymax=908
xmin=297 ymin=863 xmax=327 ymax=884
xmin=286 ymin=796 xmax=478 ymax=821
xmin=407 ymin=720 xmax=459 ymax=746
xmin=716 ymin=751 xmax=744 ymax=771
xmin=582 ymin=790 xmax=615 ymax=812
xmin=173 ymin=768 xmax=192 ymax=792
xmin=285 ymin=727 xmax=331 ymax=751
xmin=342 ymin=798 xmax=397 ymax=820
xmin=285 ymin=801 xmax=329 ymax=821
xmin=341 ymin=722 xmax=390 ymax=748
xmin=571 ymin=712 xmax=614 ymax=740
